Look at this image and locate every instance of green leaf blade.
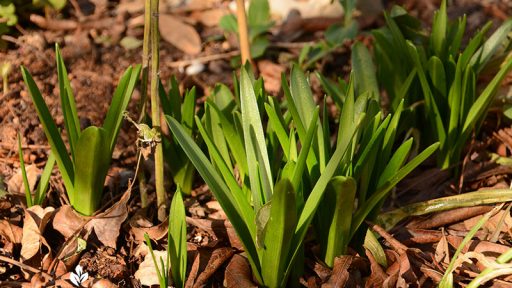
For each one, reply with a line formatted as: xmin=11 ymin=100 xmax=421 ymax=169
xmin=73 ymin=126 xmax=110 ymax=216
xmin=240 ymin=68 xmax=273 ymax=207
xmin=103 ymin=64 xmax=142 ymax=153
xmin=169 ymin=189 xmax=187 ymax=288
xmin=21 ymin=66 xmax=75 ymax=196
xmin=56 ymin=45 xmax=80 ymax=159
xmin=261 ymin=179 xmax=297 ymax=288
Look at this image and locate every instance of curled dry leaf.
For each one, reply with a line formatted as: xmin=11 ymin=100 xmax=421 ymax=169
xmin=186 ymin=217 xmax=243 ymax=250
xmin=129 ymin=213 xmax=169 ymax=243
xmin=434 ymin=230 xmax=450 ymax=264
xmin=224 ymin=254 xmax=257 ymax=288
xmin=21 ymin=206 xmax=55 ymax=261
xmin=7 ymin=164 xmax=40 ymax=195
xmin=0 ymin=219 xmax=23 ymax=243
xmin=323 ymin=256 xmax=352 ymax=287
xmin=192 ymin=9 xmax=228 ymax=27
xmin=159 ymin=14 xmax=201 ymax=55
xmin=193 ymin=247 xmax=234 ymax=287
xmin=134 ymin=249 xmax=168 ymax=287
xmin=459 ymin=209 xmax=512 ymax=234
xmin=407 ymin=206 xmax=493 ymax=230
xmin=257 ymin=60 xmax=286 ymax=95
xmin=365 ymin=248 xmax=388 ymax=288
xmin=52 ymin=190 xmax=130 ymax=248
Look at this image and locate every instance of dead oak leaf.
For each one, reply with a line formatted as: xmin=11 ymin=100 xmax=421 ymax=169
xmin=129 ymin=212 xmax=169 ymax=244
xmin=134 ymin=249 xmax=168 ymax=287
xmin=159 ymin=14 xmax=201 ymax=55
xmin=21 ymin=206 xmax=55 ymax=261
xmin=323 ymin=255 xmax=352 ymax=287
xmin=0 ymin=219 xmax=23 ymax=243
xmin=7 ymin=164 xmax=40 ymax=196
xmin=53 ymin=190 xmax=130 ymax=248
xmin=224 ymin=254 xmax=257 ymax=288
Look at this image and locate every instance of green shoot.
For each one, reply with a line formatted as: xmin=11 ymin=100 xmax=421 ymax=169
xmin=21 ymin=45 xmax=141 ymax=215
xmin=144 ymin=188 xmax=187 ymax=288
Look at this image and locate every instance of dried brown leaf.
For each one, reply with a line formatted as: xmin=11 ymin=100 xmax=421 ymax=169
xmin=365 ymin=248 xmax=388 ymax=288
xmin=186 ymin=217 xmax=243 ymax=250
xmin=205 ymin=200 xmax=226 ymax=220
xmin=0 ymin=219 xmax=23 ymax=243
xmin=322 ymin=256 xmax=352 ymax=288
xmin=134 ymin=249 xmax=168 ymax=287
xmin=53 ymin=190 xmax=130 ymax=248
xmin=224 ymin=254 xmax=257 ymax=288
xmin=434 ymin=230 xmax=450 ymax=264
xmin=308 ymin=258 xmax=331 ymax=282
xmin=159 ymin=14 xmax=201 ymax=55
xmin=21 ymin=206 xmax=54 ymax=261
xmin=91 ymin=278 xmax=117 ymax=288
xmin=193 ymin=9 xmax=227 ymax=27
xmin=258 ymin=60 xmax=286 ymax=95
xmin=447 ymin=236 xmax=510 ymax=257
xmin=7 ymin=164 xmax=40 ymax=195
xmin=194 ymin=247 xmax=234 ymax=287
xmin=129 ymin=213 xmax=169 ymax=243
xmin=407 ymin=206 xmax=493 ymax=230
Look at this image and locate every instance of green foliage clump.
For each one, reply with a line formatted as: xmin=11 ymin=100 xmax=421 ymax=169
xmin=167 ymin=40 xmax=438 ymax=285
xmin=373 ymin=0 xmax=512 ymax=170
xmin=159 ymin=77 xmax=198 ymax=195
xmin=21 ymin=45 xmax=141 ymax=216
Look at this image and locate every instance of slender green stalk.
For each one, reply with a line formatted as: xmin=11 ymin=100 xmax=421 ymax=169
xmin=235 ymin=0 xmax=252 ymax=65
xmin=150 ymin=0 xmax=167 ymax=220
xmin=18 ymin=133 xmax=33 ymax=207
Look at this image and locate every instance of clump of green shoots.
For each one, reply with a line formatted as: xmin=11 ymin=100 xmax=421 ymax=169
xmin=144 ymin=188 xmax=187 ymax=288
xmin=292 ymin=42 xmax=439 ymax=267
xmin=21 ymin=45 xmax=141 ymax=216
xmin=159 ymin=77 xmax=198 ymax=195
xmin=373 ymin=0 xmax=512 ymax=171
xmin=167 ymin=50 xmax=438 ymax=285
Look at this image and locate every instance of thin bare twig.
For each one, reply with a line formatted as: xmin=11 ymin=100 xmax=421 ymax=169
xmin=235 ymin=0 xmax=252 ymax=66
xmin=166 ymin=50 xmax=240 ymax=68
xmin=0 ymin=255 xmax=53 ymax=279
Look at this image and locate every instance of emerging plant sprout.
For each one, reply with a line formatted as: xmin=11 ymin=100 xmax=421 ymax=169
xmin=21 ymin=45 xmax=141 ymax=216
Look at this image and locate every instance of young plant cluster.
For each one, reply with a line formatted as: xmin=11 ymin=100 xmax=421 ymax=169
xmin=373 ymin=0 xmax=512 ymax=170
xmin=167 ymin=43 xmax=438 ymax=285
xmin=22 ymin=45 xmax=141 ymax=216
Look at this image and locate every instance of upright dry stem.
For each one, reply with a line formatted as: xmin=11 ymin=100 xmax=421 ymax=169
xmin=137 ymin=0 xmax=152 ymax=208
xmin=235 ymin=0 xmax=252 ymax=66
xmin=150 ymin=0 xmax=167 ymax=220
xmin=139 ymin=0 xmax=151 ymax=121
xmin=2 ymin=62 xmax=12 ymax=94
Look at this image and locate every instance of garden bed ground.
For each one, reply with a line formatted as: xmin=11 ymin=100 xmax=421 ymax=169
xmin=1 ymin=0 xmax=512 ymax=287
